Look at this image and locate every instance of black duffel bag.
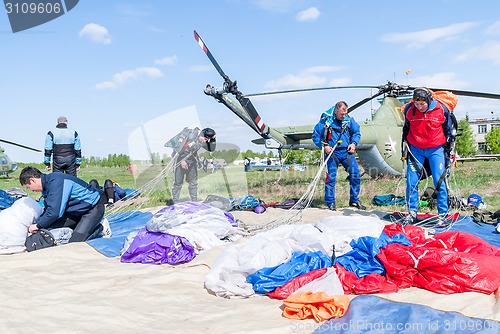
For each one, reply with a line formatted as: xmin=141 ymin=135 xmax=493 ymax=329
xmin=25 ymin=229 xmax=56 ymax=252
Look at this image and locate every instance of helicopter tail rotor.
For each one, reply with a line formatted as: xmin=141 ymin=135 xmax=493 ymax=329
xmin=194 ymin=30 xmax=275 ymax=141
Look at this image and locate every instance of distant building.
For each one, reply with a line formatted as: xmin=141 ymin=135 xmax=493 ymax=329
xmin=468 ymin=117 xmax=500 ymax=152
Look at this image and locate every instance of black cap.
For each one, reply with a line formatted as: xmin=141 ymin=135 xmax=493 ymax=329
xmin=413 ymin=88 xmax=432 ymax=105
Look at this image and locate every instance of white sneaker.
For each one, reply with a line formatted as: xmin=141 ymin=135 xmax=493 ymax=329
xmin=402 ymin=212 xmax=417 ymax=225
xmin=101 ymin=217 xmax=112 ymax=238
xmin=436 ymin=215 xmax=447 ymax=227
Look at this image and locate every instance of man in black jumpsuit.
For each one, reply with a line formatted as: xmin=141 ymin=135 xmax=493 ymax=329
xmin=164 ymin=127 xmax=216 ymax=203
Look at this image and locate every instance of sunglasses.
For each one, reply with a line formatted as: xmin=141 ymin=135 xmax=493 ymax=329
xmin=414 ymin=96 xmax=428 ymax=102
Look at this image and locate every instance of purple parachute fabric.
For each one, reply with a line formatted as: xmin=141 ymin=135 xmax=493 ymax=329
xmin=156 ymin=201 xmax=237 ymax=227
xmin=120 ymin=227 xmax=196 ymax=265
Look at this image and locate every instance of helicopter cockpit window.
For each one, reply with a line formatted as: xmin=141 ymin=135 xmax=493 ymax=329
xmin=0 ymin=157 xmax=8 ymax=164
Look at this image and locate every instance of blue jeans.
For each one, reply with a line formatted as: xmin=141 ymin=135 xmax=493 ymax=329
xmin=325 ymin=151 xmax=361 ymax=206
xmin=406 ymin=144 xmax=448 ymax=216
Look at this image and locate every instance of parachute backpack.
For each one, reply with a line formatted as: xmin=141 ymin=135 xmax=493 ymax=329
xmin=403 ymin=89 xmax=459 ymax=138
xmin=431 ymin=90 xmax=460 ymax=174
xmin=433 ymin=90 xmax=459 ymax=137
xmin=432 ymin=90 xmax=458 ymax=112
xmin=403 ymin=88 xmax=459 ymax=160
xmin=230 ymin=195 xmax=262 ymax=211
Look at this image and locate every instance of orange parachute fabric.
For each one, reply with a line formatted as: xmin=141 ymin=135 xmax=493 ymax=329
xmin=402 ymin=89 xmax=459 ymax=112
xmin=431 ymin=90 xmax=459 ymax=111
xmin=282 ymin=291 xmax=350 ymax=322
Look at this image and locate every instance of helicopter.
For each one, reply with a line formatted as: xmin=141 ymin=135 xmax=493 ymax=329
xmin=194 ymin=31 xmax=500 ymax=178
xmin=0 ymin=139 xmax=41 ymax=177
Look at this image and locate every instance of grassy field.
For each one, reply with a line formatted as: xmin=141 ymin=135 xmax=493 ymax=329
xmin=1 ymin=161 xmax=498 ymax=213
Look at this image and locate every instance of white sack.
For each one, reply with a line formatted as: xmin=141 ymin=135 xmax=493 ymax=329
xmin=0 ymin=198 xmax=42 ymax=254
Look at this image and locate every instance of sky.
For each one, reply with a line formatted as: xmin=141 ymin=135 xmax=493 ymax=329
xmin=2 ymin=0 xmax=500 ymax=163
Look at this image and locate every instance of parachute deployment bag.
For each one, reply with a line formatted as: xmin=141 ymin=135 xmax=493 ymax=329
xmin=472 ymin=210 xmax=500 ymax=225
xmin=25 ymin=229 xmax=56 ymax=252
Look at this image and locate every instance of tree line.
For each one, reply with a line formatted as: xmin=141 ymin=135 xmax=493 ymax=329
xmin=456 ymin=117 xmax=500 ymax=156
xmin=84 ymin=154 xmax=131 ymax=167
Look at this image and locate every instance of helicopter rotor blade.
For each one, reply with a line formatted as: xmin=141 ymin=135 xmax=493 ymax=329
xmin=194 ymin=30 xmax=231 ymax=84
xmin=426 ymin=87 xmax=500 ymax=100
xmin=194 ymin=30 xmax=273 ymax=139
xmin=244 ymin=85 xmax=379 ymax=97
xmin=240 ymin=80 xmax=500 ymax=101
xmin=0 ymin=139 xmax=41 ymax=152
xmin=348 ymin=90 xmax=387 ymax=113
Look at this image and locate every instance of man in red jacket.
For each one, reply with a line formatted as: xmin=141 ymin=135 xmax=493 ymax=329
xmin=402 ymin=87 xmax=455 ymax=225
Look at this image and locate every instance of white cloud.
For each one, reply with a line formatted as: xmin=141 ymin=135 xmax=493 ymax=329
xmin=454 ymin=41 xmax=500 ymax=65
xmin=381 ymin=22 xmax=479 ymax=50
xmin=328 ymin=77 xmax=352 ymax=86
xmin=410 ymin=72 xmax=468 ymax=89
xmin=95 ymin=81 xmax=117 ymax=90
xmin=79 ymin=23 xmax=112 ymax=45
xmin=95 ymin=67 xmax=164 ymax=90
xmin=296 ymin=7 xmax=320 ymax=22
xmin=264 ymin=73 xmax=327 ymax=91
xmin=485 ymin=20 xmax=500 ymax=35
xmin=154 ymin=55 xmax=177 ymax=66
xmin=264 ymin=66 xmax=344 ymax=91
xmin=245 ymin=66 xmax=348 ymax=101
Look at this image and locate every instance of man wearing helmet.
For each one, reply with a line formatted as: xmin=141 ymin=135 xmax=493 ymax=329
xmin=312 ymin=101 xmax=366 ymax=211
xmin=164 ymin=127 xmax=216 ymax=203
xmin=402 ymin=87 xmax=455 ymax=225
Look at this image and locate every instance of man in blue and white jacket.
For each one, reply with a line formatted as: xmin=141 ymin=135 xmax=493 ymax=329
xmin=44 ymin=116 xmax=82 ymax=176
xmin=312 ymin=101 xmax=365 ymax=211
xmin=20 ymin=166 xmax=105 ymax=242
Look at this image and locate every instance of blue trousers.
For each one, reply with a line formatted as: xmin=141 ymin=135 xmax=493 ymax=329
xmin=324 ymin=151 xmax=361 ymax=206
xmin=406 ymin=144 xmax=448 ymax=216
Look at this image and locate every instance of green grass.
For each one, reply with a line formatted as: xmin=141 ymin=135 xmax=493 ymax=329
xmin=2 ymin=161 xmax=498 ymax=213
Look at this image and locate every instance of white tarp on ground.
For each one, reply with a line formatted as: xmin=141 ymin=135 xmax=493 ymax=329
xmin=0 ymin=208 xmax=498 ymax=333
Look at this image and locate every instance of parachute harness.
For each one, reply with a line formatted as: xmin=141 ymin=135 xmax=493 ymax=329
xmin=238 ymin=149 xmax=334 ymax=235
xmin=239 ymin=123 xmax=348 ymax=235
xmin=397 ymin=143 xmax=464 ymax=230
xmin=104 ymin=151 xmax=190 ymax=218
